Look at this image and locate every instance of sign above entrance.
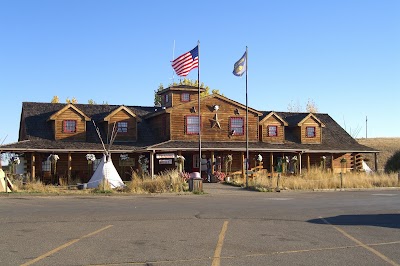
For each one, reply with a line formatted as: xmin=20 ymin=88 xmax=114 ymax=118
xmin=156 ymin=153 xmax=176 ymax=159
xmin=159 ymin=159 xmax=173 ymax=165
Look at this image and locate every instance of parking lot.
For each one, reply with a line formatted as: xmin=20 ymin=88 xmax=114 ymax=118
xmin=0 ymin=184 xmax=399 ymax=266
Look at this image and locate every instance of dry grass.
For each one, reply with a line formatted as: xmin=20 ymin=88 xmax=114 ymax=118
xmin=125 ymin=169 xmax=188 ymax=194
xmin=357 ymin=137 xmax=400 ymax=172
xmin=231 ymin=167 xmax=399 ymax=191
xmin=11 ymin=180 xmax=65 ymax=194
xmin=4 ymin=169 xmax=189 ymax=195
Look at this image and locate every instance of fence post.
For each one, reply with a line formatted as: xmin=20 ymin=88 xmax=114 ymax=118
xmin=398 ymin=172 xmax=400 ymax=187
xmin=340 ymin=172 xmax=343 ymax=190
xmin=275 ymin=173 xmax=281 ymax=192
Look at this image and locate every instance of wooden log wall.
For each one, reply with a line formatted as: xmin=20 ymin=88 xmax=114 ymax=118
xmin=147 ymin=113 xmax=170 ymax=142
xmin=169 ymin=97 xmax=259 ymax=142
xmin=300 ymin=117 xmax=322 ymax=144
xmin=54 ymin=109 xmax=86 ymax=141
xmin=107 ymin=110 xmax=137 ymax=141
xmin=260 ymin=116 xmax=285 ymax=143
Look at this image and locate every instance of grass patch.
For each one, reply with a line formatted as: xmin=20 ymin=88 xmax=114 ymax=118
xmin=6 ymin=169 xmax=189 ymax=195
xmin=229 ymin=167 xmax=399 ymax=191
xmin=124 ymin=169 xmax=188 ymax=194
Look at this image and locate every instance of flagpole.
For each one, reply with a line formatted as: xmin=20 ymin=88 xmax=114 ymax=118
xmin=197 ymin=40 xmax=202 ymax=169
xmin=245 ymin=46 xmax=249 ymax=188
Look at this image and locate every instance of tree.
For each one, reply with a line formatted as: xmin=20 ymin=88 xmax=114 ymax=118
xmin=287 ymin=100 xmax=302 ymax=112
xmin=306 ymin=98 xmax=318 ymax=113
xmin=66 ymin=97 xmax=78 ymax=104
xmin=154 ymin=83 xmax=163 ymax=106
xmin=88 ymin=99 xmax=96 ymax=105
xmin=287 ymin=98 xmax=318 ymax=113
xmin=51 ymin=96 xmax=60 ymax=103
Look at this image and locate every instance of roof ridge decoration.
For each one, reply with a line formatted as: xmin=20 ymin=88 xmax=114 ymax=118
xmin=297 ymin=113 xmax=325 ymax=127
xmin=48 ymin=103 xmax=91 ymax=121
xmin=103 ymin=105 xmax=142 ymax=122
xmin=259 ymin=111 xmax=288 ymax=126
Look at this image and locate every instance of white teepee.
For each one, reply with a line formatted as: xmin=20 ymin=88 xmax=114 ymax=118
xmin=87 ymin=154 xmax=125 ymax=188
xmin=87 ymin=121 xmax=125 ymax=189
xmin=362 ymin=160 xmax=373 ymax=174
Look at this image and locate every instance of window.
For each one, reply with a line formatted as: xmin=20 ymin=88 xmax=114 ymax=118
xmin=230 ymin=117 xmax=244 ymax=135
xmin=42 ymin=160 xmax=51 ymax=171
xmin=164 ymin=94 xmax=169 ymax=103
xmin=306 ymin=126 xmax=316 ymax=137
xmin=268 ymin=125 xmax=278 ymax=137
xmin=117 ymin=121 xmax=128 ymax=133
xmin=63 ymin=120 xmax=76 ymax=133
xmin=186 ymin=115 xmax=200 ymax=135
xmin=181 ymin=93 xmax=190 ymax=102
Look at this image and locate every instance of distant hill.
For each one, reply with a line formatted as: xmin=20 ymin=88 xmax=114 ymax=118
xmin=357 ymin=138 xmax=400 ymax=172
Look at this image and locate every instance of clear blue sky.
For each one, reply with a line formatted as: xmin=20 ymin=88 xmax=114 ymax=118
xmin=1 ymin=0 xmax=399 ymax=145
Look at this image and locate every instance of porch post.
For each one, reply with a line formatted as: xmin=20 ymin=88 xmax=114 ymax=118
xmin=68 ymin=153 xmax=72 ymax=185
xmin=241 ymin=152 xmax=245 ymax=178
xmin=374 ymin=152 xmax=379 ymax=172
xmin=269 ymin=152 xmax=274 ymax=177
xmin=307 ymin=153 xmax=310 ymax=172
xmin=299 ymin=152 xmax=302 ymax=175
xmin=331 ymin=154 xmax=334 ymax=172
xmin=150 ymin=151 xmax=154 ymax=179
xmin=211 ymin=151 xmax=215 ymax=174
xmin=31 ymin=153 xmax=36 ymax=182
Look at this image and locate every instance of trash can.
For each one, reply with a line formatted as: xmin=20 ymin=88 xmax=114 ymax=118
xmin=189 ymin=172 xmax=203 ymax=192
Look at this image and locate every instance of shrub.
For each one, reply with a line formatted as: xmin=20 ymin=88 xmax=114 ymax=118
xmin=384 ymin=151 xmax=400 ymax=173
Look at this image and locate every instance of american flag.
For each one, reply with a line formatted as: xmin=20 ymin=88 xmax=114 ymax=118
xmin=171 ymin=46 xmax=199 ymax=76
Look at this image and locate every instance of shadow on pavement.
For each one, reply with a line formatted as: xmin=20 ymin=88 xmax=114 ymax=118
xmin=307 ymin=214 xmax=400 ymax=229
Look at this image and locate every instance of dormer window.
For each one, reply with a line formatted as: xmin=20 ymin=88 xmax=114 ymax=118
xmin=306 ymin=126 xmax=316 ymax=137
xmin=268 ymin=125 xmax=278 ymax=137
xmin=181 ymin=93 xmax=190 ymax=102
xmin=117 ymin=121 xmax=128 ymax=133
xmin=164 ymin=94 xmax=170 ymax=104
xmin=63 ymin=120 xmax=76 ymax=133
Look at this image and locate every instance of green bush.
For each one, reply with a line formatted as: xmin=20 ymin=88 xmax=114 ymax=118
xmin=384 ymin=151 xmax=400 ymax=173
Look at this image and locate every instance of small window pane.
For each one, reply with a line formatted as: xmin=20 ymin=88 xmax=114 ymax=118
xmin=181 ymin=93 xmax=190 ymax=102
xmin=64 ymin=120 xmax=76 ymax=133
xmin=117 ymin=122 xmax=128 ymax=133
xmin=306 ymin=127 xmax=316 ymax=137
xmin=268 ymin=125 xmax=278 ymax=137
xmin=42 ymin=160 xmax=51 ymax=171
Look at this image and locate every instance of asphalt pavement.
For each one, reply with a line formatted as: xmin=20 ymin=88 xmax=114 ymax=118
xmin=0 ymin=183 xmax=399 ymax=266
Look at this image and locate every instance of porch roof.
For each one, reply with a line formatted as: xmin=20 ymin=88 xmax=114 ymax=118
xmin=0 ymin=138 xmax=148 ymax=153
xmin=146 ymin=140 xmax=378 ymax=154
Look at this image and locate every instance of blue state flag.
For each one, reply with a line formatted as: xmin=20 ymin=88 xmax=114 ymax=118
xmin=233 ymin=51 xmax=247 ymax=76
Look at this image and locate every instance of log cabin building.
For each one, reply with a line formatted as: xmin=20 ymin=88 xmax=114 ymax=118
xmin=0 ymin=85 xmax=378 ymax=183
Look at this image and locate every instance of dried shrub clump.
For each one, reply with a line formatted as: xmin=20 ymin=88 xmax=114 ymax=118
xmin=230 ymin=167 xmax=398 ymax=191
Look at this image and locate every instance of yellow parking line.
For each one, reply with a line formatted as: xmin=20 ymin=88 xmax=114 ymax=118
xmin=20 ymin=225 xmax=113 ymax=266
xmin=319 ymin=217 xmax=399 ymax=266
xmin=212 ymin=220 xmax=229 ymax=266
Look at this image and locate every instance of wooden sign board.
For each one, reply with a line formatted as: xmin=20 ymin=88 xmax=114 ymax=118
xmin=119 ymin=158 xmax=135 ymax=166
